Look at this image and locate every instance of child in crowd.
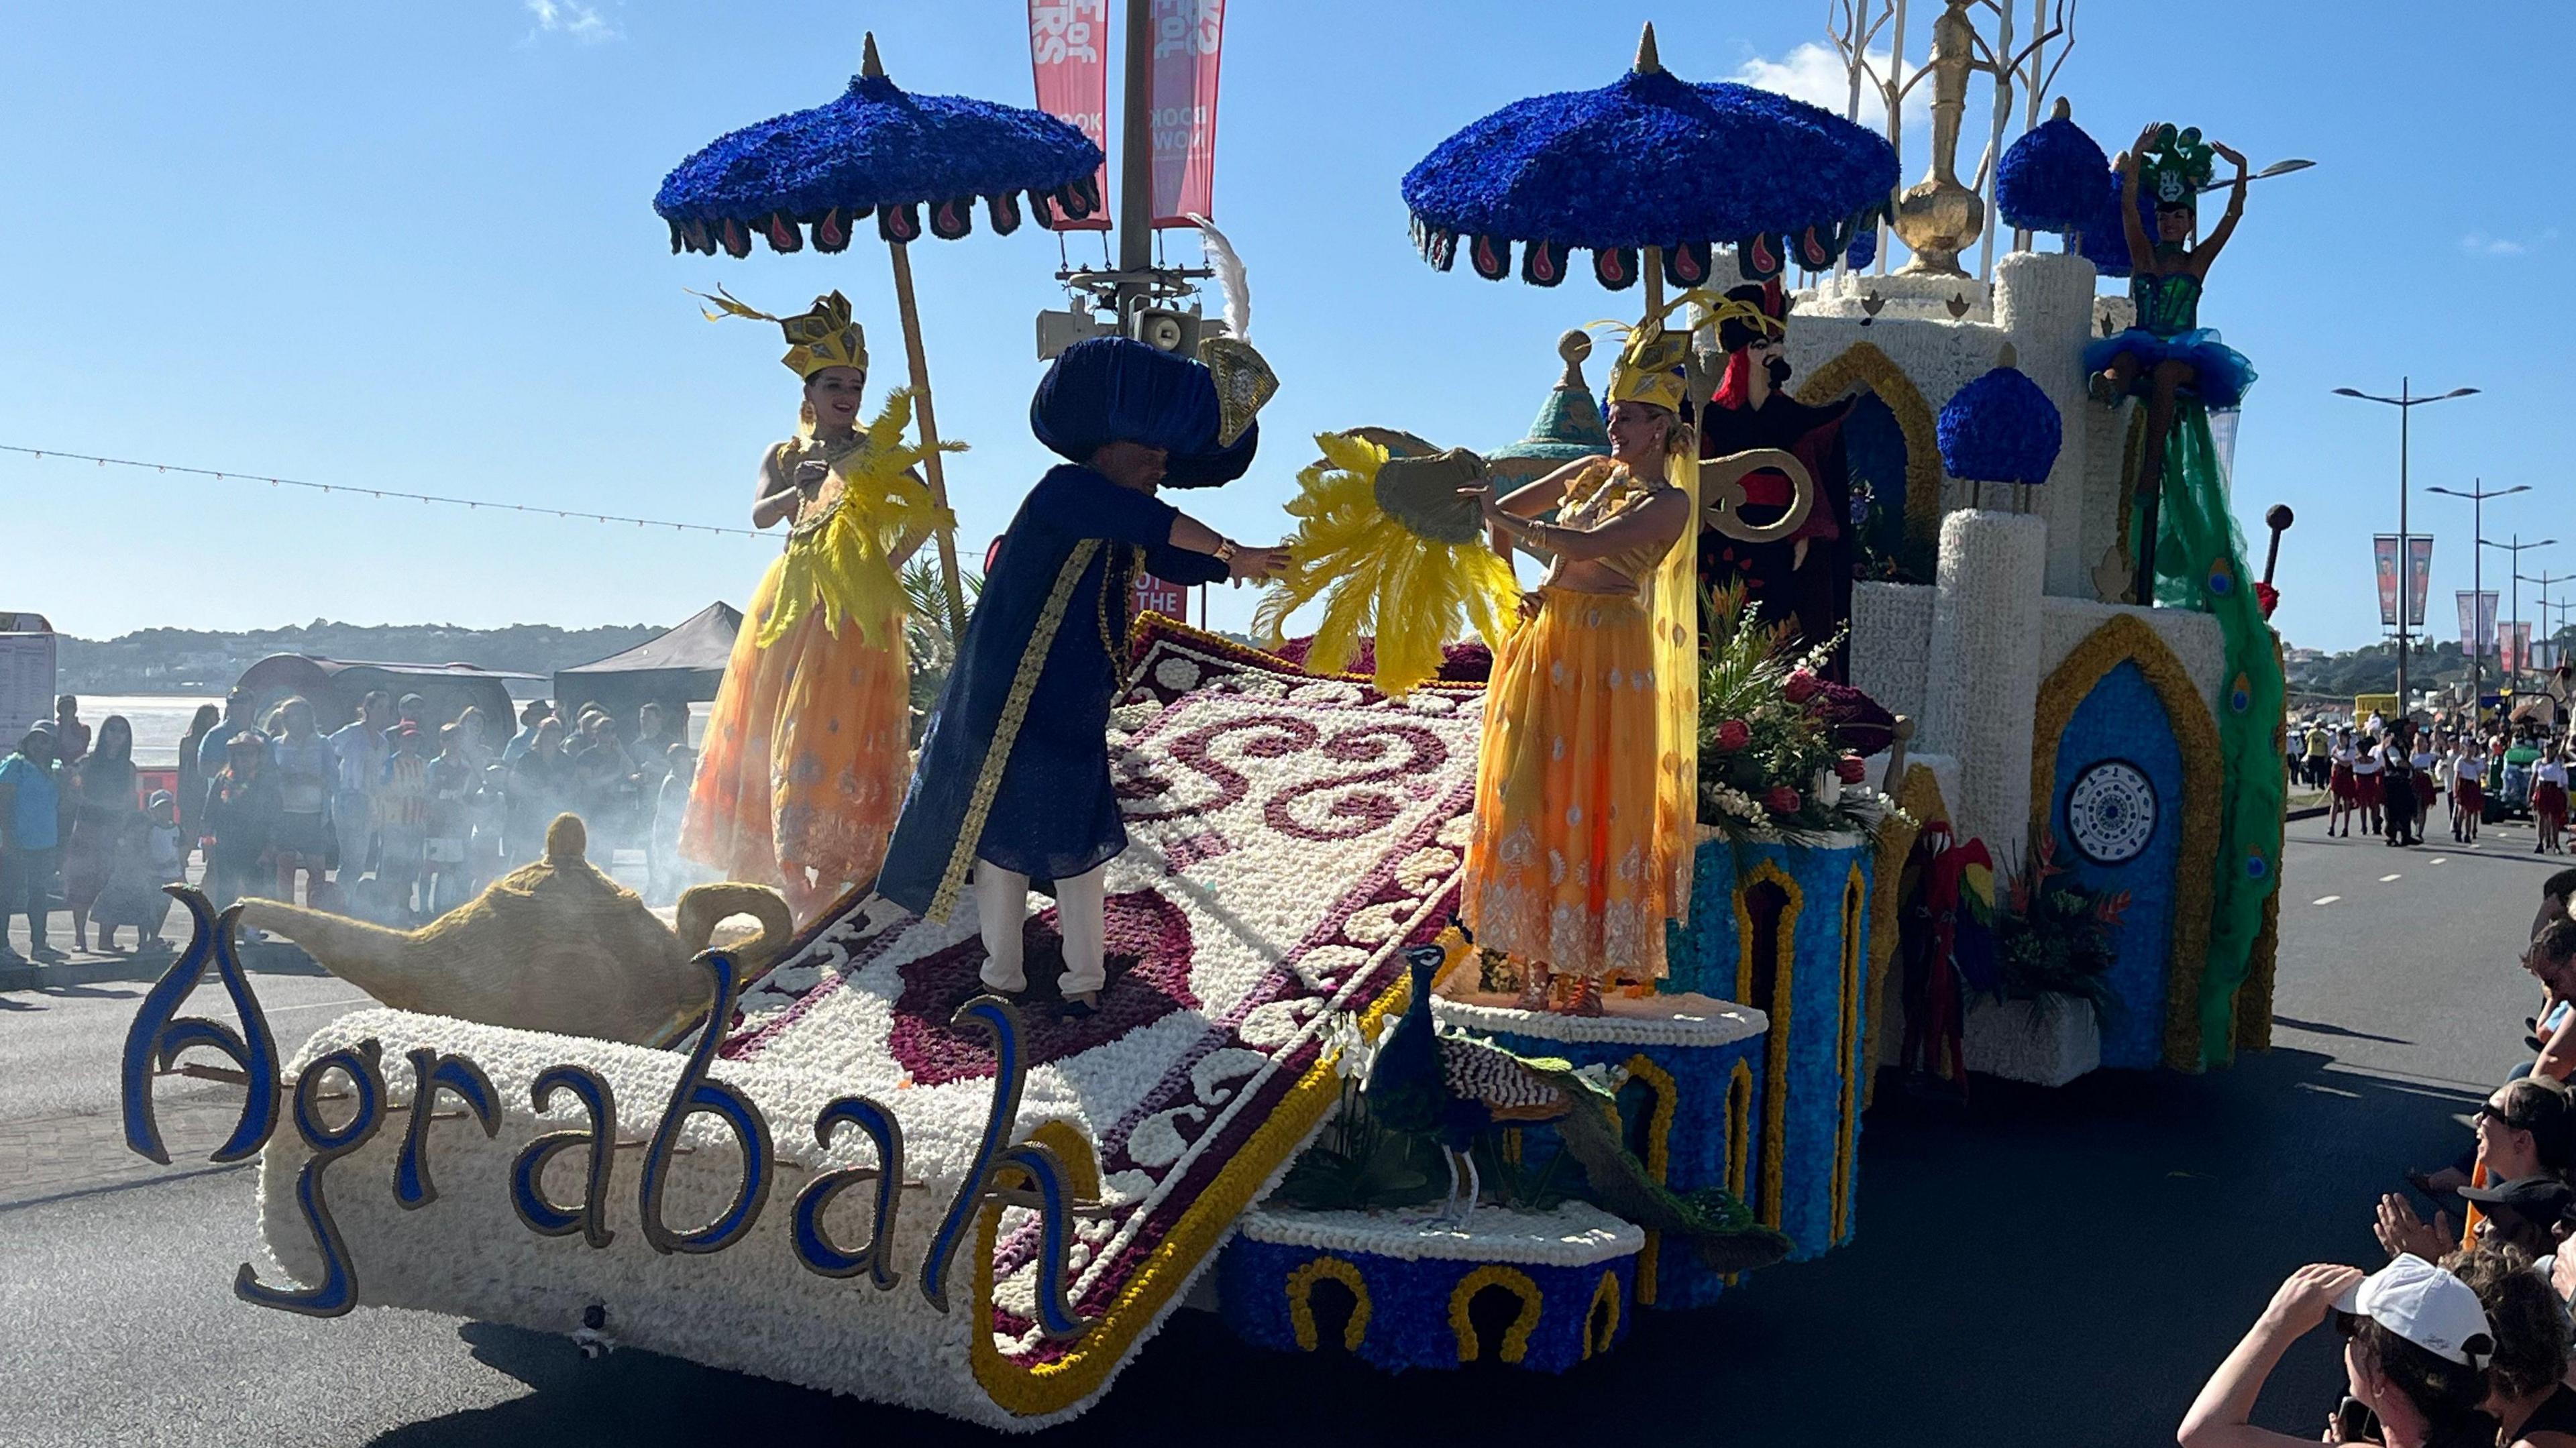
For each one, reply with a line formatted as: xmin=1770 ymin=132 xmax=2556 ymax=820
xmin=422 ymin=723 xmax=474 ymax=913
xmin=468 ymin=763 xmax=510 ymax=894
xmin=375 ymin=725 xmax=429 ymax=922
xmin=93 ymin=791 xmax=182 ymax=952
xmin=649 ymin=741 xmax=698 ymax=905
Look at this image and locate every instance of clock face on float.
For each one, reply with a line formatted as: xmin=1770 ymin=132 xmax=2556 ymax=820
xmin=2065 ymin=759 xmax=2158 ymax=867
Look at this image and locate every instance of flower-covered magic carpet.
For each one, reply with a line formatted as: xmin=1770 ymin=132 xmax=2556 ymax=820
xmin=241 ymin=619 xmax=1487 ymax=1429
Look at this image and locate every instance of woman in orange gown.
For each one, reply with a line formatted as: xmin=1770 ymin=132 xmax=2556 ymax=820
xmin=681 ymin=290 xmax=953 ymax=923
xmin=1458 ymin=304 xmax=1703 ymax=1014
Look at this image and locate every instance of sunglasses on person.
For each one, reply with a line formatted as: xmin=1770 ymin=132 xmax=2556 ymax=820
xmin=2478 ymin=1100 xmax=2545 ymax=1133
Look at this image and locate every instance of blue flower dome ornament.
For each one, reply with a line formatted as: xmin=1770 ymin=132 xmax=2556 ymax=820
xmin=1997 ymin=99 xmax=2111 ymax=240
xmin=2080 ymin=170 xmax=2148 ymax=278
xmin=1936 ymin=350 xmax=2062 ymax=499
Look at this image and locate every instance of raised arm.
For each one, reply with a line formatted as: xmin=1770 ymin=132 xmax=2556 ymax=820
xmin=2118 ymin=123 xmax=2156 ymax=276
xmin=1483 ymin=456 xmax=1606 ymax=557
xmin=2177 ymin=1264 xmax=2363 ymax=1448
xmin=2191 ymin=141 xmax=2251 ymax=274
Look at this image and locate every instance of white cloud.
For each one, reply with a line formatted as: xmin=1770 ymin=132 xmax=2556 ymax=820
xmin=2459 ymin=229 xmax=2553 ymax=258
xmin=1731 ymin=42 xmax=1929 ymax=135
xmin=525 ymin=0 xmax=618 ymax=44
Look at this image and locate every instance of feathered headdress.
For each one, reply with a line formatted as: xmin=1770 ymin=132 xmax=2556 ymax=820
xmin=1252 ymin=431 xmax=1520 ymax=698
xmin=692 ymin=286 xmax=868 ymax=378
xmin=757 ymin=387 xmax=961 ymax=651
xmin=2139 ymin=123 xmax=2214 ymax=210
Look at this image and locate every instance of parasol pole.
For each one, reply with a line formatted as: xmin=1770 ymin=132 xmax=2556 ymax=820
xmin=888 ymin=241 xmax=969 ymax=643
xmin=862 ymin=33 xmax=969 ymax=643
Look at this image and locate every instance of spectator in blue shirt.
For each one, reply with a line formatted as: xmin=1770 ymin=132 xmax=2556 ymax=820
xmin=0 ymin=722 xmax=66 ymax=962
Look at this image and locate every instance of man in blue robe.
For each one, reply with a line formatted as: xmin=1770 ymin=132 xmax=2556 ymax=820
xmin=876 ymin=337 xmax=1283 ymax=1016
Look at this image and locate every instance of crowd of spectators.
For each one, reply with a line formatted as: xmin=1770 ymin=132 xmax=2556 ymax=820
xmin=2177 ymin=875 xmax=2576 ymax=1446
xmin=0 ymin=690 xmax=702 ymax=963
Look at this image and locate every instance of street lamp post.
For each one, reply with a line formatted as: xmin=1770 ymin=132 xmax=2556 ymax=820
xmin=2335 ymin=380 xmax=2481 ymax=714
xmin=2484 ymin=533 xmax=2558 ymax=692
xmin=2521 ymin=567 xmax=2575 ymax=692
xmin=2428 ymin=480 xmax=2529 ymax=709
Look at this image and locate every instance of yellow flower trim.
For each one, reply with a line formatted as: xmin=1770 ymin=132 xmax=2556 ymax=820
xmin=1863 ymin=765 xmax=1947 ymax=1107
xmin=966 ymin=1119 xmax=1103 ymax=1392
xmin=926 ymin=539 xmax=1105 ymax=923
xmin=1447 ymin=1264 xmax=1543 ymax=1365
xmin=1833 ymin=865 xmax=1866 ymax=1242
xmin=1284 ymin=1256 xmax=1371 ymax=1353
xmin=1734 ymin=860 xmax=1802 ymax=1227
xmin=1725 ymin=1058 xmax=1755 ymax=1202
xmin=2027 ymin=614 xmax=2220 ymax=1072
xmin=1582 ymin=1268 xmax=1622 ymax=1359
xmin=965 ymin=960 xmax=1413 ymax=1417
xmin=1796 ymin=341 xmax=1943 ymax=557
xmin=1619 ymin=1053 xmax=1677 ymax=1306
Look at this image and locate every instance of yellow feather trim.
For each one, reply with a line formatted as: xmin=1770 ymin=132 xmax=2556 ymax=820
xmin=1252 ymin=431 xmax=1524 ymax=698
xmin=756 ymin=387 xmax=965 ymax=652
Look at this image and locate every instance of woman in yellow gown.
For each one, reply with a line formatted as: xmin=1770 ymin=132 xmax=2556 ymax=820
xmin=1459 ymin=308 xmax=1701 ymax=1014
xmin=680 ymin=290 xmax=955 ymax=924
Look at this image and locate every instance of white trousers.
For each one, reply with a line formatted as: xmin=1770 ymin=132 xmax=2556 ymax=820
xmin=973 ymin=860 xmax=1107 ymax=997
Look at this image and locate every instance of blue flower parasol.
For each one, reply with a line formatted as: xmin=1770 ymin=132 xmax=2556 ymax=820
xmin=1997 ymin=100 xmax=2108 ymax=237
xmin=651 ymin=34 xmax=1108 ymax=640
xmin=1401 ymin=25 xmax=1898 ymax=290
xmin=654 ymin=34 xmax=1104 ymax=255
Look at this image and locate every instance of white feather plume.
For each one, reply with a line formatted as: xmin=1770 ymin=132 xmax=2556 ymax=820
xmin=1189 ymin=212 xmax=1251 ymax=344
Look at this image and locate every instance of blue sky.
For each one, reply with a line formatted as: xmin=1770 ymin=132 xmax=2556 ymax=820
xmin=2 ymin=1 xmax=2567 ymax=655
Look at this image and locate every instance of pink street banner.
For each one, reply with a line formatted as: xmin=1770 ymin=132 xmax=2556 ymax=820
xmin=2504 ymin=620 xmax=2534 ymax=677
xmin=2458 ymin=590 xmax=2498 ymax=653
xmin=1030 ymin=1 xmax=1112 ymax=231
xmin=2375 ymin=536 xmax=2401 ymax=628
xmin=1147 ymin=0 xmax=1225 ymax=225
xmin=2406 ymin=535 xmax=2434 ymax=629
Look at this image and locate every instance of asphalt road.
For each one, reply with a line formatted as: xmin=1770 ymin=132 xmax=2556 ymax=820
xmin=0 ymin=814 xmax=2552 ymax=1447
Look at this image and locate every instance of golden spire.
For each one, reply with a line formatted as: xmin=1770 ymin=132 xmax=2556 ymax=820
xmin=862 ymin=31 xmax=885 ymax=79
xmin=1635 ymin=22 xmax=1662 ymax=74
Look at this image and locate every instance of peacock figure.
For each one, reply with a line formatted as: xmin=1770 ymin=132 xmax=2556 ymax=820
xmin=1362 ymin=944 xmax=1792 ymax=1274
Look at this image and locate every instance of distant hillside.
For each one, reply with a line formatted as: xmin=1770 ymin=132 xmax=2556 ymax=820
xmin=58 ymin=621 xmax=673 ymax=694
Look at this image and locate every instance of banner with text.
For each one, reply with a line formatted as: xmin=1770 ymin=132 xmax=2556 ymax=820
xmin=2375 ymin=536 xmax=2401 ymax=628
xmin=1133 ymin=570 xmax=1190 ymax=624
xmin=2458 ymin=590 xmax=2499 ymax=653
xmin=2406 ymin=535 xmax=2434 ymax=629
xmin=2504 ymin=620 xmax=2534 ymax=677
xmin=1029 ymin=1 xmax=1112 ymax=230
xmin=1148 ymin=0 xmax=1224 ymax=225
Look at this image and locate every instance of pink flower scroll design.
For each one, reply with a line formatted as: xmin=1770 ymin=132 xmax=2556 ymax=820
xmin=1263 ymin=722 xmax=1450 ymax=842
xmin=1120 ymin=713 xmax=1323 ymax=825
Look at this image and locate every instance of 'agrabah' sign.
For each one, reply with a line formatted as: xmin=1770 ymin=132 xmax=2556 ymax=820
xmin=119 ymin=888 xmax=1097 ymax=1337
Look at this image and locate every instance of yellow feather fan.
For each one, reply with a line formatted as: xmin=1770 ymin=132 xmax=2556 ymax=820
xmin=757 ymin=386 xmax=963 ymax=652
xmin=1251 ymin=430 xmax=1521 ymax=698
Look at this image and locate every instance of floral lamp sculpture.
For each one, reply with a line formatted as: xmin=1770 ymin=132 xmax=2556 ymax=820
xmin=654 ymin=32 xmax=1105 ymax=639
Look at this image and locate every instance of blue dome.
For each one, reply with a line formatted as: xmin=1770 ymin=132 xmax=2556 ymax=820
xmin=1938 ymin=366 xmax=2062 ymax=486
xmin=655 ymin=65 xmax=1104 ymax=255
xmin=1997 ymin=110 xmax=2109 ymax=235
xmin=1401 ymin=55 xmax=1896 ymax=285
xmin=2080 ymin=171 xmax=2149 ymax=278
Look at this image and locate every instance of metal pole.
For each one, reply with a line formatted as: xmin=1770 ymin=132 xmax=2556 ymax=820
xmin=2472 ymin=484 xmax=2483 ymax=709
xmin=1115 ymin=0 xmax=1155 ymax=315
xmin=2396 ymin=376 xmax=2410 ymax=713
xmin=2514 ymin=535 xmax=2524 ymax=692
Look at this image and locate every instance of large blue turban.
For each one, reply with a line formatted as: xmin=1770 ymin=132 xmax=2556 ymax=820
xmin=1028 ymin=337 xmax=1259 ymax=488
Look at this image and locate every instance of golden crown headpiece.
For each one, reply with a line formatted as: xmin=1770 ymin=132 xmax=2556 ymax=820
xmin=1595 ymin=288 xmax=1738 ymax=412
xmin=691 ymin=286 xmax=869 ymax=379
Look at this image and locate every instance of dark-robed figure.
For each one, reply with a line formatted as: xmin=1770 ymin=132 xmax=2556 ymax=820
xmin=1697 ymin=280 xmax=1855 ymax=677
xmin=877 ymin=337 xmax=1283 ymax=1015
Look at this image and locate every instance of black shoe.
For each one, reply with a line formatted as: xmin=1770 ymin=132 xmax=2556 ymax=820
xmin=1055 ymin=992 xmax=1101 ymax=1022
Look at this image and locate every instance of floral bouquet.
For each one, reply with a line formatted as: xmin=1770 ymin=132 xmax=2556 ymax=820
xmin=1697 ymin=586 xmax=1906 ymax=843
xmin=1991 ymin=835 xmax=2128 ymax=1027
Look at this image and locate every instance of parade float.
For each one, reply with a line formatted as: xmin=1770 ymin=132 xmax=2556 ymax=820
xmin=112 ymin=6 xmax=2295 ymax=1430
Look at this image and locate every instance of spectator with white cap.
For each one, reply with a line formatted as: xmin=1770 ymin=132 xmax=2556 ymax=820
xmin=2178 ymin=1255 xmax=2493 ymax=1448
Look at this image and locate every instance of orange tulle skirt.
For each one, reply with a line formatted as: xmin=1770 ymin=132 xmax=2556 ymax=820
xmin=1460 ymin=586 xmax=1678 ymax=983
xmin=680 ymin=553 xmax=910 ymax=893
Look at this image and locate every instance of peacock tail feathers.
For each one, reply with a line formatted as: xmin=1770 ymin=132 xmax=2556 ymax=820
xmin=757 ymin=387 xmax=964 ymax=652
xmin=1252 ymin=430 xmax=1521 ymax=698
xmin=1524 ymin=1057 xmax=1792 ymax=1275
